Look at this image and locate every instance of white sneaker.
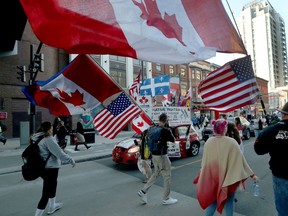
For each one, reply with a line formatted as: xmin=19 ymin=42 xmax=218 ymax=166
xmin=47 ymin=202 xmax=63 ymax=215
xmin=137 ymin=190 xmax=147 ymax=204
xmin=162 ymin=197 xmax=178 ymax=205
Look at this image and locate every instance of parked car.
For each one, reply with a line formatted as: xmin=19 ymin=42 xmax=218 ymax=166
xmin=112 ymin=124 xmax=201 ymax=165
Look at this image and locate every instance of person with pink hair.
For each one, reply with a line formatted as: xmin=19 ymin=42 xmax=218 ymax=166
xmin=194 ymin=119 xmax=258 ymax=216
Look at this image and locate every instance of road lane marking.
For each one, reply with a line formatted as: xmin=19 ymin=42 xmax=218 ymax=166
xmin=171 ymin=159 xmax=202 ymax=170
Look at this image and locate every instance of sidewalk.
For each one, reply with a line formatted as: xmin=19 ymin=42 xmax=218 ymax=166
xmin=0 ymin=131 xmax=135 ymax=175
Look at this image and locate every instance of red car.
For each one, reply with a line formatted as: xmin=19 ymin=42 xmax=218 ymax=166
xmin=112 ymin=124 xmax=201 ymax=165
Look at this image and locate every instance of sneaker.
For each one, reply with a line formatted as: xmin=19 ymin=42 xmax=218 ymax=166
xmin=74 ymin=149 xmax=80 ymax=151
xmin=137 ymin=190 xmax=147 ymax=204
xmin=162 ymin=197 xmax=178 ymax=205
xmin=3 ymin=139 xmax=6 ymax=145
xmin=87 ymin=146 xmax=91 ymax=149
xmin=47 ymin=202 xmax=63 ymax=215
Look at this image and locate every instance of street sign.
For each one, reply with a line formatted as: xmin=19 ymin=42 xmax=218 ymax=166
xmin=0 ymin=112 xmax=7 ymax=119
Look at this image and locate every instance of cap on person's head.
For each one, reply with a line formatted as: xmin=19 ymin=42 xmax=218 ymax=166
xmin=277 ymin=102 xmax=288 ymax=115
xmin=159 ymin=113 xmax=168 ymax=123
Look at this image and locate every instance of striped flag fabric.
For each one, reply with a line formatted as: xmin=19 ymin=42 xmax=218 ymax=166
xmin=129 ymin=69 xmax=141 ymax=100
xmin=132 ymin=112 xmax=153 ymax=134
xmin=198 ymin=56 xmax=260 ymax=112
xmin=19 ymin=0 xmax=245 ymax=64
xmin=93 ymin=92 xmax=141 ymax=139
xmin=140 ymin=75 xmax=170 ymax=96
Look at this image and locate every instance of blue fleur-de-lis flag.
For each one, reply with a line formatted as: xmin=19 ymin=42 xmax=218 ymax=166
xmin=139 ymin=75 xmax=170 ymax=96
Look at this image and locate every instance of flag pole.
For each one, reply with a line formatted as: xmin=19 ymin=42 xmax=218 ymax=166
xmin=225 ymin=0 xmax=269 ymax=125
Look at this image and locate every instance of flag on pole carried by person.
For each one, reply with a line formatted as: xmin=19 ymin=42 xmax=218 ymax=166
xmin=198 ymin=55 xmax=260 ymax=112
xmin=19 ymin=0 xmax=246 ymax=64
xmin=22 ymin=54 xmax=121 ymax=116
xmin=181 ymin=87 xmax=191 ymax=107
xmin=140 ymin=75 xmax=170 ymax=96
xmin=132 ymin=112 xmax=153 ymax=134
xmin=129 ymin=69 xmax=141 ymax=100
xmin=93 ymin=92 xmax=142 ymax=139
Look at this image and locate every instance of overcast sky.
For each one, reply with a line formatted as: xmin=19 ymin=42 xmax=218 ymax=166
xmin=208 ymin=0 xmax=288 ymax=65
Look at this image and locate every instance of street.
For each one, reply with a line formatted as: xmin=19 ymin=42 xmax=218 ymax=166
xmin=0 ymin=136 xmax=277 ymax=216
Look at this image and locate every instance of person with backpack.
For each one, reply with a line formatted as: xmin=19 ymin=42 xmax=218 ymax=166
xmin=138 ymin=113 xmax=178 ymax=205
xmin=32 ymin=122 xmax=75 ymax=216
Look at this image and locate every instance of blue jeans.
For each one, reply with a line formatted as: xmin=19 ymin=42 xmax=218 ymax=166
xmin=206 ymin=192 xmax=236 ymax=216
xmin=273 ymin=175 xmax=288 ymax=216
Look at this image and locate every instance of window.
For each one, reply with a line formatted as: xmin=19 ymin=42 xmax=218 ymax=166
xmin=110 ymin=69 xmax=126 ymax=87
xmin=169 ymin=65 xmax=174 ymax=75
xmin=196 ymin=71 xmax=201 ymax=80
xmin=156 ymin=64 xmax=161 ymax=72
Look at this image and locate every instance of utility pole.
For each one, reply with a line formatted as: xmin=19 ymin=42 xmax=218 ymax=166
xmin=16 ymin=42 xmax=44 ymax=134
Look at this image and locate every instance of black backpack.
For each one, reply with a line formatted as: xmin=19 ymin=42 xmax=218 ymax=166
xmin=21 ymin=136 xmax=50 ymax=181
xmin=146 ymin=125 xmax=163 ymax=153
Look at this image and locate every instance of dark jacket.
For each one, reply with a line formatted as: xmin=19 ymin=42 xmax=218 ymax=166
xmin=254 ymin=120 xmax=288 ymax=179
xmin=76 ymin=122 xmax=84 ymax=135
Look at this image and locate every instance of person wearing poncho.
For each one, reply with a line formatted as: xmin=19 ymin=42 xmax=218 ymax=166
xmin=194 ymin=119 xmax=258 ymax=215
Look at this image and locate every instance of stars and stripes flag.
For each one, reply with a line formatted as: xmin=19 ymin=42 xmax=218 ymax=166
xmin=93 ymin=92 xmax=141 ymax=139
xmin=198 ymin=55 xmax=260 ymax=112
xmin=129 ymin=69 xmax=141 ymax=100
xmin=19 ymin=0 xmax=246 ymax=64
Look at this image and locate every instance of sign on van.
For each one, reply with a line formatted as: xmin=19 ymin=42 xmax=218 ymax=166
xmin=151 ymin=107 xmax=191 ymax=126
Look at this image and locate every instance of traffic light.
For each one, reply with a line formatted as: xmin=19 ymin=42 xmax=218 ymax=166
xmin=34 ymin=53 xmax=44 ymax=72
xmin=16 ymin=66 xmax=26 ymax=82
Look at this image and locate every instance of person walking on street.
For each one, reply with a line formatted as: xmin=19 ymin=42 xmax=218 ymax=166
xmin=226 ymin=122 xmax=244 ymax=153
xmin=74 ymin=119 xmax=91 ymax=151
xmin=254 ymin=102 xmax=288 ymax=216
xmin=194 ymin=119 xmax=258 ymax=216
xmin=138 ymin=113 xmax=177 ymax=205
xmin=0 ymin=121 xmax=7 ymax=145
xmin=138 ymin=130 xmax=153 ymax=183
xmin=33 ymin=122 xmax=75 ymax=216
xmin=55 ymin=120 xmax=68 ymax=150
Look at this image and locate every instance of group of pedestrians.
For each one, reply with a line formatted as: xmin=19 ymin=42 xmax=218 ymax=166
xmin=53 ymin=117 xmax=91 ymax=151
xmin=137 ymin=102 xmax=288 ymax=216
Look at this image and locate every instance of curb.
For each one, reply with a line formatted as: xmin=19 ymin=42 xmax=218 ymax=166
xmin=0 ymin=153 xmax=113 ymax=176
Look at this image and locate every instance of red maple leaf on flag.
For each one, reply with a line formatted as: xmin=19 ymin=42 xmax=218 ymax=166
xmin=139 ymin=96 xmax=149 ymax=104
xmin=56 ymin=88 xmax=86 ymax=107
xmin=137 ymin=121 xmax=144 ymax=127
xmin=132 ymin=0 xmax=194 ymax=54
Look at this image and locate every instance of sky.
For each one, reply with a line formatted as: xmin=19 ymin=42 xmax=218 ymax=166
xmin=208 ymin=0 xmax=288 ymax=65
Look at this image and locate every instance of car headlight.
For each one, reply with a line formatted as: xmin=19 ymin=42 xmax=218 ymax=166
xmin=128 ymin=146 xmax=140 ymax=153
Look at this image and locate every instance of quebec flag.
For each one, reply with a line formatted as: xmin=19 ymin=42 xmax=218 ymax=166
xmin=140 ymin=75 xmax=170 ymax=97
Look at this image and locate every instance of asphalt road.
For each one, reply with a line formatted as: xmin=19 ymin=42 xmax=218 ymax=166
xmin=98 ymin=137 xmax=277 ymax=216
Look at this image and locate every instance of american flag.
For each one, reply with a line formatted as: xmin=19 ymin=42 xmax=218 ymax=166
xmin=198 ymin=56 xmax=259 ymax=112
xmin=129 ymin=69 xmax=141 ymax=100
xmin=93 ymin=92 xmax=141 ymax=139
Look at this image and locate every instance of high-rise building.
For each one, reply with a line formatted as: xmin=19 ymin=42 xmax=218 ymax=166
xmin=237 ymin=0 xmax=288 ymax=91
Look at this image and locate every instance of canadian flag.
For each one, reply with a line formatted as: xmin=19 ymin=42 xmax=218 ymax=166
xmin=132 ymin=112 xmax=153 ymax=134
xmin=20 ymin=0 xmax=245 ymax=64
